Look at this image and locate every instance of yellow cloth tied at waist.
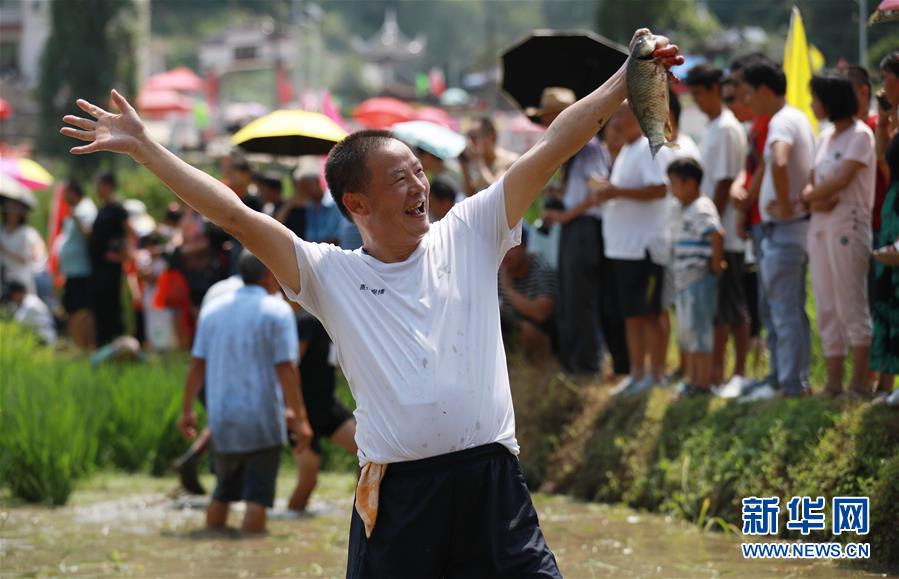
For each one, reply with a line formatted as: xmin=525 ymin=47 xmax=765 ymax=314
xmin=354 ymin=462 xmax=387 ymax=538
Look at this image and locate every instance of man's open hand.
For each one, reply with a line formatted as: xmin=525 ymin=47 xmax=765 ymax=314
xmin=60 ymin=89 xmax=150 ymax=162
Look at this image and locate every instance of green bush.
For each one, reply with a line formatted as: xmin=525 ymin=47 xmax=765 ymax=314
xmin=539 ymin=385 xmax=899 ymax=567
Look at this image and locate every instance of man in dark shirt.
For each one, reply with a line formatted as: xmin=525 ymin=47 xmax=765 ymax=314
xmin=499 ymin=227 xmax=558 ymax=362
xmin=287 ymin=304 xmax=357 ymax=512
xmin=89 ymin=172 xmax=129 ymax=346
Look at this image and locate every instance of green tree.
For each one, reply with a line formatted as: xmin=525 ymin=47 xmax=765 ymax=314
xmin=37 ymin=0 xmax=137 ymax=178
xmin=596 ymin=0 xmax=722 ymax=52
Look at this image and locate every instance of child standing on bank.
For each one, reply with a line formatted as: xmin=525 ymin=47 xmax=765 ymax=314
xmin=668 ymin=158 xmax=726 ymax=394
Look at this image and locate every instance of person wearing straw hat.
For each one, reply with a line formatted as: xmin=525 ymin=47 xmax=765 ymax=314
xmin=61 ymin=28 xmax=682 ymax=577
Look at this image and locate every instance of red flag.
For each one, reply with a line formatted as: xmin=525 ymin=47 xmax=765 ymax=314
xmin=47 ymin=182 xmax=70 ymax=287
xmin=276 ymin=62 xmax=294 ymax=106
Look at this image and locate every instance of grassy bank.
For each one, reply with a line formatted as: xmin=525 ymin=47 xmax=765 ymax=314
xmin=0 ymin=323 xmax=355 ymax=506
xmin=510 ymin=360 xmax=899 ymax=568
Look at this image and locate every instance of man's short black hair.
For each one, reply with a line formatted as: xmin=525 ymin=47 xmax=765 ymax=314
xmin=881 ymin=50 xmax=899 ymax=77
xmin=669 ymin=87 xmax=682 ymax=125
xmin=741 ymin=60 xmax=787 ymax=96
xmin=325 ymin=130 xmax=400 ymax=221
xmin=429 ymin=176 xmax=457 ymax=203
xmin=65 ymin=178 xmax=84 ymax=198
xmin=729 ymin=52 xmax=770 ymax=75
xmin=685 ymin=64 xmax=724 ymax=89
xmin=846 ymin=65 xmax=871 ymax=95
xmin=810 ymin=71 xmax=858 ymax=122
xmin=254 ymin=172 xmax=283 ymax=193
xmin=238 ymin=250 xmax=269 ymax=285
xmin=667 ymin=157 xmax=704 ymax=184
xmin=2 ymin=280 xmax=27 ymax=301
xmin=97 ymin=171 xmax=117 ymax=188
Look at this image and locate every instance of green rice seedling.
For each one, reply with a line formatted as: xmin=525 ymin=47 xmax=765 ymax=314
xmin=1 ymin=325 xmax=102 ymax=505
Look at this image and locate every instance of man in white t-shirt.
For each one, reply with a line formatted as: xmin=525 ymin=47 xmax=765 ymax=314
xmin=595 ymin=103 xmax=669 ymax=395
xmin=741 ymin=60 xmax=815 ymax=397
xmin=686 ymin=64 xmax=751 ymax=388
xmin=61 ymin=31 xmax=682 ymax=577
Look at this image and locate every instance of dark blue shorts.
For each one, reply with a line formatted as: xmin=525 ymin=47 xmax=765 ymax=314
xmin=212 ymin=445 xmax=281 ymax=508
xmin=346 ymin=443 xmax=561 ymax=579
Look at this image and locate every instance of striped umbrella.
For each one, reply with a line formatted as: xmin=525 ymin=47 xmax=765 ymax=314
xmin=0 ymin=157 xmax=54 ymax=190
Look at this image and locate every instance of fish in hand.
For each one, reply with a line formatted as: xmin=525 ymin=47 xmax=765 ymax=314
xmin=626 ymin=30 xmax=678 ymax=158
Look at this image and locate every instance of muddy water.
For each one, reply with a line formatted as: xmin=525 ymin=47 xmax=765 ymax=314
xmin=1 ymin=472 xmax=890 ymax=578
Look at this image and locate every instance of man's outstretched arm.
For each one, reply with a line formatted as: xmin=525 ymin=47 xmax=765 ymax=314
xmin=501 ymin=29 xmax=682 ymax=229
xmin=61 ymin=90 xmax=301 ymax=294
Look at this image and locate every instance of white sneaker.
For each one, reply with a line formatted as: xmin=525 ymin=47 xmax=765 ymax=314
xmin=887 ymin=389 xmax=899 ymax=408
xmin=738 ymin=383 xmax=777 ymax=403
xmin=609 ymin=376 xmax=638 ymax=397
xmin=628 ymin=374 xmax=657 ymax=395
xmin=716 ymin=375 xmax=746 ymax=399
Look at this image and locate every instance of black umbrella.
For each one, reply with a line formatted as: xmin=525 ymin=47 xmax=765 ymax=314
xmin=501 ymin=30 xmax=628 ymax=115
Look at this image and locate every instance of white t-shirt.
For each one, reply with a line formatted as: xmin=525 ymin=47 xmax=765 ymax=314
xmin=604 ymin=137 xmax=669 ymax=263
xmin=0 ymin=225 xmax=47 ymax=294
xmin=280 ymin=178 xmax=521 ymax=466
xmin=759 ymin=105 xmax=815 ymax=223
xmin=699 ymin=109 xmax=747 ymax=252
xmin=809 ymin=120 xmax=875 ymax=235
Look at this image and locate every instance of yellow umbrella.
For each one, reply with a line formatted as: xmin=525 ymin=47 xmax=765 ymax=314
xmin=231 ymin=110 xmax=348 ymax=156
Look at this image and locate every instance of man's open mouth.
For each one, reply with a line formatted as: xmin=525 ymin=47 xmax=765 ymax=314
xmin=404 ymin=201 xmax=426 ymax=216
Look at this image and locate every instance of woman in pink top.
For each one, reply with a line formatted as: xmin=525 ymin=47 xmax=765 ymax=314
xmin=802 ymin=72 xmax=876 ymax=397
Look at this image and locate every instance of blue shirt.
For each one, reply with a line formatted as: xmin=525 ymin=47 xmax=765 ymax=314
xmin=192 ymin=285 xmax=299 ymax=453
xmin=59 ymin=198 xmax=97 ymax=277
xmin=306 ymin=201 xmax=343 ymax=243
xmin=563 ymin=138 xmax=611 ymax=220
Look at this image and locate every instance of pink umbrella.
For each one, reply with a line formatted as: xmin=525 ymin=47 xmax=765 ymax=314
xmin=145 ymin=66 xmax=205 ymax=93
xmin=137 ymin=88 xmax=194 ymax=116
xmin=353 ymin=97 xmax=415 ymax=129
xmin=414 ymin=106 xmax=456 ymax=130
xmin=869 ymin=0 xmax=899 ymax=23
xmin=0 ymin=157 xmax=54 ymax=190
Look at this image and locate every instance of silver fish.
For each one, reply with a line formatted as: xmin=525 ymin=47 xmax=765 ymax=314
xmin=626 ymin=30 xmax=677 ymax=158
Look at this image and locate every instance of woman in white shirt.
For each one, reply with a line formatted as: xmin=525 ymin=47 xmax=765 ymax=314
xmin=801 ymin=71 xmax=876 ymax=397
xmin=0 ymin=199 xmax=47 ymax=295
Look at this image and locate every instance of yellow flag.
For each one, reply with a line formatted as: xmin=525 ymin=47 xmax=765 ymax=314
xmin=810 ymin=44 xmax=825 ymax=73
xmin=784 ymin=7 xmax=817 ymax=133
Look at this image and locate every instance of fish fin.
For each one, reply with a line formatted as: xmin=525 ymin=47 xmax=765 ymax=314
xmin=664 ymin=118 xmax=675 ymax=141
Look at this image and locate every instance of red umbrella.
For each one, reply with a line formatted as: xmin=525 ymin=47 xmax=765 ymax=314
xmin=145 ymin=66 xmax=205 ymax=93
xmin=414 ymin=106 xmax=456 ymax=129
xmin=137 ymin=88 xmax=194 ymax=116
xmin=0 ymin=98 xmax=11 ymax=121
xmin=353 ymin=97 xmax=415 ymax=129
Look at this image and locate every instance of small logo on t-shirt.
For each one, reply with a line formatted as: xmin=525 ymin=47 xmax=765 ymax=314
xmin=359 ymin=283 xmax=385 ymax=296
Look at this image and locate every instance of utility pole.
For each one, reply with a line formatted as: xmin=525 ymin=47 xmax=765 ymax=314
xmin=859 ymin=0 xmax=868 ymax=67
